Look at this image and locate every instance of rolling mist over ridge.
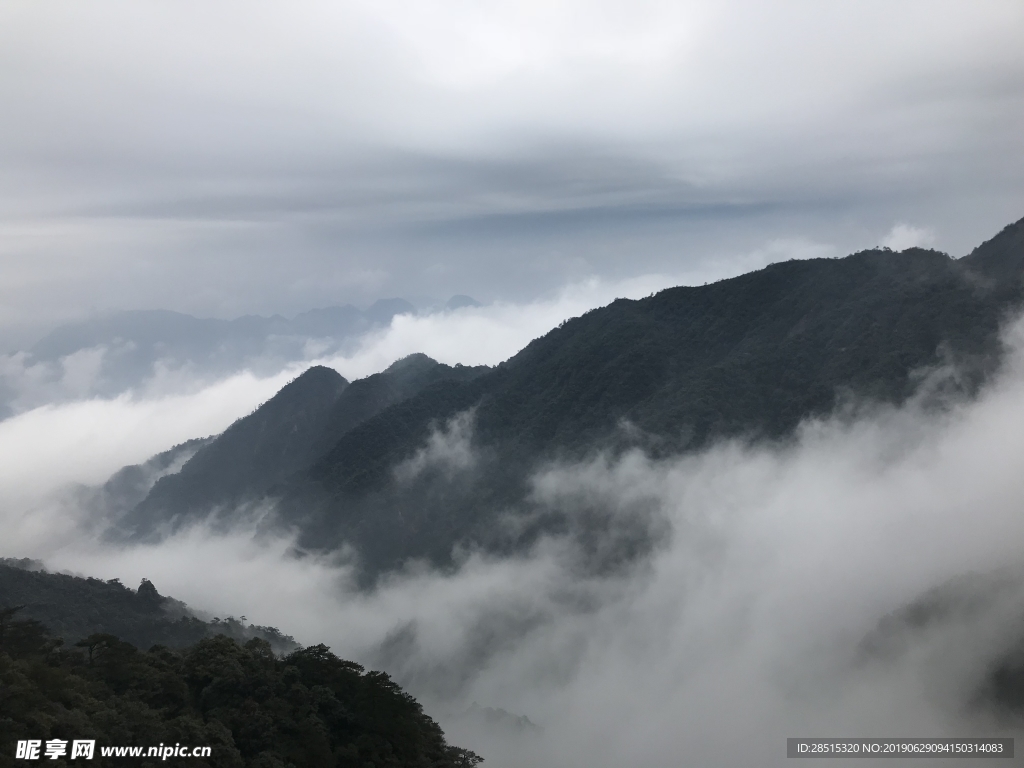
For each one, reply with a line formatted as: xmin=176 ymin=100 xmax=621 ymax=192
xmin=107 ymin=216 xmax=1024 ymax=579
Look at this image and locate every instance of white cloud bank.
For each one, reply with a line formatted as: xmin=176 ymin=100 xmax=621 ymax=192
xmin=883 ymin=223 xmax=937 ymax=252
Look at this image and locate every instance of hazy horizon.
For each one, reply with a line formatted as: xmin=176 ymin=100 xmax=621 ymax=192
xmin=1 ymin=0 xmax=1022 ymax=347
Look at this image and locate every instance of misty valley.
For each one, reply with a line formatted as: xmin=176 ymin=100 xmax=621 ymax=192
xmin=5 ymin=216 xmax=1024 ymax=766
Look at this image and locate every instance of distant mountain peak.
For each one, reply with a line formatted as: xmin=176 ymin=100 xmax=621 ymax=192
xmin=445 ymin=295 xmax=482 ymax=310
xmin=385 ymin=353 xmax=438 ymax=372
xmin=280 ymin=364 xmax=347 ymax=393
xmin=364 ymin=298 xmax=416 ymax=326
xmin=121 ymin=364 xmax=349 ymax=535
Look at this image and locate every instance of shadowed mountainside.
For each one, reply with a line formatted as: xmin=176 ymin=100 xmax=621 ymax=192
xmin=313 ymin=218 xmax=1024 ymax=497
xmin=112 ymin=217 xmax=1024 ymax=579
xmin=125 ymin=366 xmax=349 ymax=532
xmin=121 ymin=356 xmax=489 ymax=537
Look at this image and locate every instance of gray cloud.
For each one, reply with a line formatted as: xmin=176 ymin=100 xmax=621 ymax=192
xmin=0 ymin=1 xmax=1021 ymax=341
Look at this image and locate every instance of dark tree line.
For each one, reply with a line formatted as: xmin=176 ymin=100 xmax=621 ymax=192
xmin=0 ymin=607 xmax=482 ymax=768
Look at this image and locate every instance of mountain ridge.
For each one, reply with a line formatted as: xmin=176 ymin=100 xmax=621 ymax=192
xmin=121 ymin=356 xmax=491 ymax=538
xmin=109 ymin=216 xmax=1024 ymax=578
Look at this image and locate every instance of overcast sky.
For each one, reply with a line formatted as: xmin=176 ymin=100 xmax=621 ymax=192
xmin=1 ymin=0 xmax=1022 ymax=345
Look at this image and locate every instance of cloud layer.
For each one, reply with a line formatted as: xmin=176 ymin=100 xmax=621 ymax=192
xmin=0 ymin=1 xmax=1021 ymax=340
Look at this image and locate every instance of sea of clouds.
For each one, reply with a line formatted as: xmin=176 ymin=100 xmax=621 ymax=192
xmin=2 ymin=270 xmax=1023 ymax=766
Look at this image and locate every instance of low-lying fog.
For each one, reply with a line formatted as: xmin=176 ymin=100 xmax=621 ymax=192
xmin=4 ymin=284 xmax=1024 ymax=766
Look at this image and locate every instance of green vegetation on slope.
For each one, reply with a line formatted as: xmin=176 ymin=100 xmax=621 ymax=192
xmin=0 ymin=611 xmax=481 ymax=768
xmin=0 ymin=564 xmax=481 ymax=767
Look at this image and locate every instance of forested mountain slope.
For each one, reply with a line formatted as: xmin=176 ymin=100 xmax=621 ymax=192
xmin=115 ymin=217 xmax=1024 ymax=578
xmin=329 ymin=218 xmax=1024 ymax=489
xmin=0 ymin=562 xmax=481 ymax=768
xmin=312 ymin=244 xmax=1015 ymax=496
xmin=122 ymin=356 xmax=489 ymax=537
xmin=124 ymin=366 xmax=348 ymax=533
